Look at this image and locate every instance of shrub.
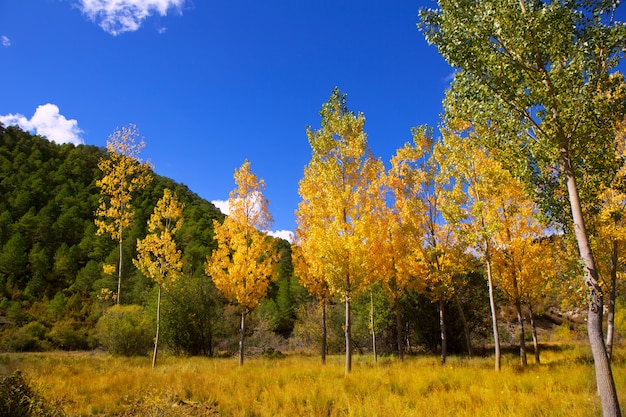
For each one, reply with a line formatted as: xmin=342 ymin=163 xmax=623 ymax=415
xmin=0 ymin=371 xmax=65 ymax=417
xmin=96 ymin=304 xmax=153 ymax=356
xmin=0 ymin=322 xmax=50 ymax=352
xmin=48 ymin=319 xmax=90 ymax=350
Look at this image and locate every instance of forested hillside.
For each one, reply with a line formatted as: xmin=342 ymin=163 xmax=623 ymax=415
xmin=0 ymin=124 xmax=234 ymax=351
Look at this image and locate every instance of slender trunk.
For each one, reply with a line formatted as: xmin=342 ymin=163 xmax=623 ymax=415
xmin=515 ymin=298 xmax=527 ymax=366
xmin=439 ymin=296 xmax=447 ymax=365
xmin=512 ymin=268 xmax=527 ymax=366
xmin=563 ymin=153 xmax=621 ymax=416
xmin=152 ymin=286 xmax=161 ymax=368
xmin=486 ymin=258 xmax=501 ymax=371
xmin=345 ymin=293 xmax=352 ymax=375
xmin=321 ymin=299 xmax=327 ymax=365
xmin=395 ymin=300 xmax=404 ymax=360
xmin=454 ymin=292 xmax=472 ymax=358
xmin=406 ymin=321 xmax=411 ymax=353
xmin=606 ymin=239 xmax=618 ymax=361
xmin=370 ymin=290 xmax=377 ymax=363
xmin=239 ymin=310 xmax=246 ymax=367
xmin=528 ymin=302 xmax=540 ymax=364
xmin=117 ymin=227 xmax=123 ymax=304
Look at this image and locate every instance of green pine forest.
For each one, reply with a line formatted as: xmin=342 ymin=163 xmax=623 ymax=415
xmin=0 ymin=122 xmax=590 ymax=358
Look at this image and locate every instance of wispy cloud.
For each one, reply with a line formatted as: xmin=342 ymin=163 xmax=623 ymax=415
xmin=76 ymin=0 xmax=185 ymax=35
xmin=0 ymin=104 xmax=84 ymax=145
xmin=443 ymin=70 xmax=458 ymax=83
xmin=1 ymin=36 xmax=10 ymax=47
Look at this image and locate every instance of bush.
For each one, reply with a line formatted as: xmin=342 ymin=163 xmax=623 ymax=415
xmin=0 ymin=371 xmax=65 ymax=417
xmin=0 ymin=322 xmax=50 ymax=352
xmin=48 ymin=319 xmax=90 ymax=350
xmin=96 ymin=304 xmax=153 ymax=356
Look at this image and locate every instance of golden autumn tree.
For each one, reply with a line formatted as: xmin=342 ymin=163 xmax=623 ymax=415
xmin=296 ymin=87 xmax=383 ymax=375
xmin=437 ymin=127 xmax=511 ymax=370
xmin=490 ymin=179 xmax=546 ymax=366
xmin=205 ymin=160 xmax=278 ymax=366
xmin=95 ymin=124 xmax=152 ymax=304
xmin=419 ymin=130 xmax=469 ymax=364
xmin=368 ymin=129 xmax=433 ymax=360
xmin=134 ymin=189 xmax=184 ymax=368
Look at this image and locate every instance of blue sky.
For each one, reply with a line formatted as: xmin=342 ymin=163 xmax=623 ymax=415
xmin=0 ymin=1 xmax=475 ymax=240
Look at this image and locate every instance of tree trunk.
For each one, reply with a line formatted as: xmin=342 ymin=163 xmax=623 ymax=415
xmin=117 ymin=228 xmax=123 ymax=304
xmin=370 ymin=290 xmax=377 ymax=363
xmin=528 ymin=302 xmax=540 ymax=364
xmin=515 ymin=298 xmax=527 ymax=366
xmin=439 ymin=296 xmax=447 ymax=365
xmin=239 ymin=310 xmax=246 ymax=367
xmin=454 ymin=292 xmax=472 ymax=358
xmin=486 ymin=258 xmax=501 ymax=371
xmin=345 ymin=294 xmax=352 ymax=375
xmin=321 ymin=299 xmax=327 ymax=365
xmin=606 ymin=239 xmax=618 ymax=362
xmin=152 ymin=286 xmax=161 ymax=368
xmin=395 ymin=300 xmax=404 ymax=360
xmin=563 ymin=153 xmax=621 ymax=416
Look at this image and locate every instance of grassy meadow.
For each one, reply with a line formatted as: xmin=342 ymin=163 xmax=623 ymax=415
xmin=2 ymin=344 xmax=626 ymax=416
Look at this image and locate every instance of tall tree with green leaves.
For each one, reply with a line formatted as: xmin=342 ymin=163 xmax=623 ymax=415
xmin=205 ymin=160 xmax=278 ymax=366
xmin=296 ymin=87 xmax=384 ymax=374
xmin=420 ymin=1 xmax=626 ymax=413
xmin=134 ymin=188 xmax=184 ymax=368
xmin=95 ymin=124 xmax=152 ymax=304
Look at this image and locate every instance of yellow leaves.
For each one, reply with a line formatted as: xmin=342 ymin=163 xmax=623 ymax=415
xmin=102 ymin=264 xmax=116 ymax=275
xmin=292 ymin=244 xmax=331 ymax=303
xmin=205 ymin=161 xmax=278 ymax=311
xmin=134 ymin=189 xmax=184 ymax=291
xmin=297 ymin=90 xmax=385 ymax=302
xmin=95 ymin=124 xmax=152 ymax=240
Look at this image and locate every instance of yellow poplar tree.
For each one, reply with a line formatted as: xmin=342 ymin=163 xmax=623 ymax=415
xmin=205 ymin=160 xmax=278 ymax=366
xmin=369 ymin=132 xmax=430 ymax=360
xmin=95 ymin=124 xmax=152 ymax=304
xmin=134 ymin=189 xmax=184 ymax=368
xmin=296 ymin=87 xmax=383 ymax=374
xmin=490 ymin=179 xmax=546 ymax=366
xmin=437 ymin=126 xmax=512 ymax=370
xmin=401 ymin=126 xmax=470 ymax=363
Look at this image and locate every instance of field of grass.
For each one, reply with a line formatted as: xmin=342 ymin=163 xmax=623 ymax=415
xmin=1 ymin=344 xmax=626 ymax=416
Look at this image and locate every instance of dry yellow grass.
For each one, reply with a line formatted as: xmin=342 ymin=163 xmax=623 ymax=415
xmin=1 ymin=344 xmax=625 ymax=416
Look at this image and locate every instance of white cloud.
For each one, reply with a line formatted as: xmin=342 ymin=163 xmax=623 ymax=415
xmin=211 ymin=198 xmax=294 ymax=243
xmin=76 ymin=0 xmax=185 ymax=35
xmin=0 ymin=104 xmax=84 ymax=145
xmin=265 ymin=230 xmax=294 ymax=243
xmin=1 ymin=36 xmax=10 ymax=47
xmin=211 ymin=199 xmax=230 ymax=216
